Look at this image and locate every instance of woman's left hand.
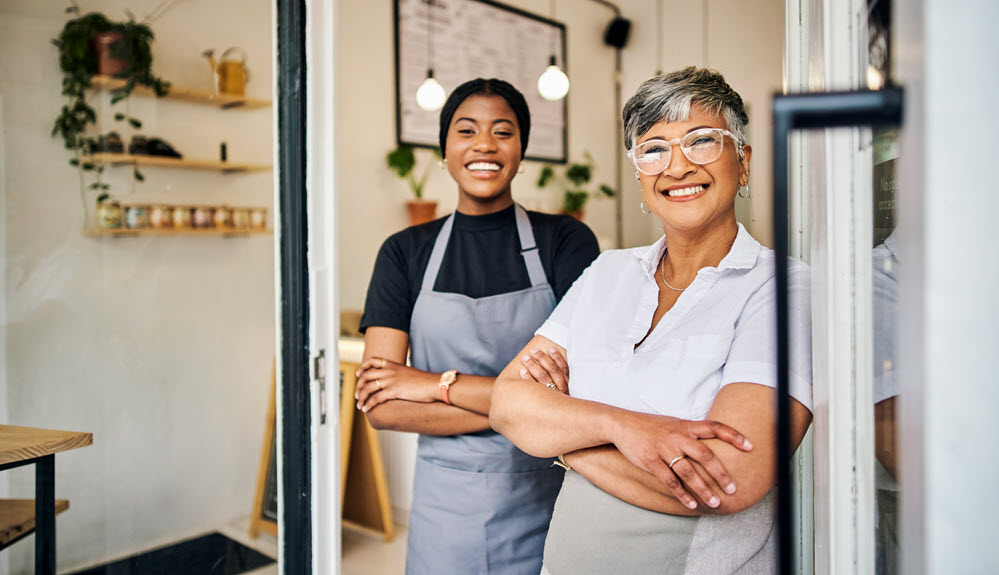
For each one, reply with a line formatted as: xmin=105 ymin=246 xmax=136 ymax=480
xmin=355 ymin=357 xmax=439 ymax=412
xmin=519 ymin=347 xmax=570 ymax=394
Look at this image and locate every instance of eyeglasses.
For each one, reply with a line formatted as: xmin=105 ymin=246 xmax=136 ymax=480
xmin=627 ymin=128 xmax=742 ymax=175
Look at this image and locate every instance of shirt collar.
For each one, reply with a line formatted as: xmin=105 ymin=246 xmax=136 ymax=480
xmin=634 ymin=223 xmax=761 ymax=277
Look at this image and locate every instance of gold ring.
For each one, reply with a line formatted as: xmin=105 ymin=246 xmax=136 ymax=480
xmin=380 ymin=358 xmax=386 ymax=368
xmin=376 ymin=380 xmax=382 ymax=390
xmin=668 ymin=455 xmax=686 ymax=470
xmin=546 ymin=382 xmax=557 ymax=389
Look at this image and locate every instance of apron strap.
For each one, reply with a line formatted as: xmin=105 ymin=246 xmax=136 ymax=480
xmin=421 ymin=213 xmax=455 ymax=291
xmin=421 ymin=206 xmax=548 ymax=292
xmin=515 ymin=204 xmax=548 ymax=288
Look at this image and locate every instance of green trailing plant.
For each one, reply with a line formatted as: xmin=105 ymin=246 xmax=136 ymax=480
xmin=386 ymin=145 xmax=442 ymax=200
xmin=51 ymin=4 xmax=168 ymax=205
xmin=537 ymin=151 xmax=615 ymax=214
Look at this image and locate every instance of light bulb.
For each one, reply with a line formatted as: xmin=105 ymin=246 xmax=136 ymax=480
xmin=416 ymin=72 xmax=446 ymax=111
xmin=537 ymin=57 xmax=569 ymax=101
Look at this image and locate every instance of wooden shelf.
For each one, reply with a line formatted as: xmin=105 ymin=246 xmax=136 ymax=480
xmin=90 ymin=75 xmax=271 ymax=109
xmin=83 ymin=227 xmax=272 ymax=238
xmin=81 ymin=153 xmax=271 ymax=173
xmin=0 ymin=499 xmax=69 ymax=548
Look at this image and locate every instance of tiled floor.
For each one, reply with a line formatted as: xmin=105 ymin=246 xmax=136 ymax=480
xmin=223 ymin=518 xmax=408 ymax=575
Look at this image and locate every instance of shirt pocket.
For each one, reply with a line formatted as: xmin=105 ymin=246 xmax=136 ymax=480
xmin=640 ymin=334 xmax=731 ymax=419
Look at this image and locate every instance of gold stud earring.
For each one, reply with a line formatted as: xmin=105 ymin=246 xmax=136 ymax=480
xmin=517 ymin=164 xmax=526 ymax=174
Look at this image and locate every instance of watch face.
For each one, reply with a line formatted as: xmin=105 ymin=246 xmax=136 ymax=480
xmin=440 ymin=370 xmax=457 ymax=386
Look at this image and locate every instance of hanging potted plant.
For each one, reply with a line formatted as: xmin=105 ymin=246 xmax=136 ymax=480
xmin=51 ymin=3 xmax=169 ymax=226
xmin=537 ymin=151 xmax=615 ymax=220
xmin=386 ymin=144 xmax=442 ymax=226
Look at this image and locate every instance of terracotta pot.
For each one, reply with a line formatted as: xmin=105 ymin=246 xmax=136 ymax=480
xmin=561 ymin=209 xmax=585 ymax=221
xmin=92 ymin=31 xmax=129 ymax=77
xmin=406 ymin=200 xmax=438 ymax=227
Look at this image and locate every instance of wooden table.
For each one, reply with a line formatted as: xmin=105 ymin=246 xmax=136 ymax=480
xmin=0 ymin=425 xmax=93 ymax=575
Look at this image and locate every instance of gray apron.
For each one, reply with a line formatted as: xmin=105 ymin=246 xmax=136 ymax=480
xmin=405 ymin=205 xmax=565 ymax=575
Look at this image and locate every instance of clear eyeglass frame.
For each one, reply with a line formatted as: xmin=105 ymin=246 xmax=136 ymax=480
xmin=627 ymin=128 xmax=742 ymax=175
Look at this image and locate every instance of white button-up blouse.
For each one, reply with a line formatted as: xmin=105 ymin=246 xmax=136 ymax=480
xmin=536 ymin=223 xmax=812 ymax=419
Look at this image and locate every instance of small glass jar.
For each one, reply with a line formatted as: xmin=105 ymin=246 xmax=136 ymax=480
xmin=172 ymin=206 xmax=192 ymax=229
xmin=124 ymin=205 xmax=150 ymax=229
xmin=149 ymin=205 xmax=173 ymax=229
xmin=250 ymin=207 xmax=267 ymax=230
xmin=192 ymin=206 xmax=215 ymax=229
xmin=231 ymin=207 xmax=251 ymax=229
xmin=97 ymin=201 xmax=122 ymax=229
xmin=213 ymin=206 xmax=232 ymax=229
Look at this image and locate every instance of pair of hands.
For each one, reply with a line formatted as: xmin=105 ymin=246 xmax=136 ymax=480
xmin=519 ymin=346 xmax=753 ymax=511
xmin=354 ymin=358 xmax=439 ymax=413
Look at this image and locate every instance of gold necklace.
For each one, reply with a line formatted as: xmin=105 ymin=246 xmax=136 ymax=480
xmin=660 ymin=253 xmax=690 ymax=291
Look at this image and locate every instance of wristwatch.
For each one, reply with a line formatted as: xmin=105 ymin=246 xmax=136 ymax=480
xmin=439 ymin=370 xmax=459 ymax=405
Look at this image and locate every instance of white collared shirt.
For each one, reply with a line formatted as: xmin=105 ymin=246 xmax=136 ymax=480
xmin=537 ymin=223 xmax=812 ymax=419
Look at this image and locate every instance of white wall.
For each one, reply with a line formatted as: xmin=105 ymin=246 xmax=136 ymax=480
xmin=0 ymin=1 xmax=275 ymax=571
xmin=335 ymin=0 xmax=784 ymax=520
xmin=898 ymin=0 xmax=999 ymax=572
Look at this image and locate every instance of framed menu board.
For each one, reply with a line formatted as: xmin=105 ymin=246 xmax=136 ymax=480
xmin=394 ymin=0 xmax=568 ymax=163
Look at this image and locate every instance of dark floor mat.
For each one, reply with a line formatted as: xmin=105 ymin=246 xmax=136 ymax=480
xmin=65 ymin=532 xmax=275 ymax=575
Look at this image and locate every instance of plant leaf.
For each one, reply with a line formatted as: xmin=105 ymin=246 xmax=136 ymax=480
xmin=537 ymin=165 xmax=554 ymax=188
xmin=599 ymin=184 xmax=615 ymax=198
xmin=134 ymin=169 xmax=145 ymax=182
xmin=114 ymin=113 xmax=125 ymax=121
xmin=128 ymin=118 xmax=142 ymax=129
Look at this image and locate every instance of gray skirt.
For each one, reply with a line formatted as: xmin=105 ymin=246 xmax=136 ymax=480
xmin=541 ymin=471 xmax=777 ymax=575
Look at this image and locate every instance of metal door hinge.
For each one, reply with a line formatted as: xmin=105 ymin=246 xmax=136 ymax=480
xmin=313 ymin=348 xmax=327 ymax=424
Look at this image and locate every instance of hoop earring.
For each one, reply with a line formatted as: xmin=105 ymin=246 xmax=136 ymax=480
xmin=517 ymin=164 xmax=525 ymax=174
xmin=640 ymin=200 xmax=652 ymax=214
xmin=634 ymin=170 xmax=640 ymax=181
xmin=738 ymin=184 xmax=749 ymax=199
xmin=438 ymin=158 xmax=447 ymax=170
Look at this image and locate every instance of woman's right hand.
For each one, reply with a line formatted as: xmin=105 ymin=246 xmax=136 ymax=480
xmin=518 ymin=346 xmax=570 ymax=394
xmin=610 ymin=412 xmax=754 ymax=510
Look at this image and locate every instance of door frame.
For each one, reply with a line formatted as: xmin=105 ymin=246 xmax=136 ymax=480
xmin=276 ymin=0 xmax=312 ymax=572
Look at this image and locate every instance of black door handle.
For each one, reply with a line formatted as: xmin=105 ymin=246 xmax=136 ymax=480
xmin=771 ymin=87 xmax=904 ymax=575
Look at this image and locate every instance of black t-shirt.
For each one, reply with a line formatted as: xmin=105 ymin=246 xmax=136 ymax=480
xmin=360 ymin=205 xmax=600 ymax=334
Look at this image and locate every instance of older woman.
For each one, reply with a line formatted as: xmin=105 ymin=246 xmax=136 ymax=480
xmin=354 ymin=78 xmax=600 ymax=574
xmin=491 ymin=67 xmax=813 ymax=574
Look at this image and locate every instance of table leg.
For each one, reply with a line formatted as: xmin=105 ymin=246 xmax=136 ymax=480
xmin=35 ymin=454 xmax=55 ymax=575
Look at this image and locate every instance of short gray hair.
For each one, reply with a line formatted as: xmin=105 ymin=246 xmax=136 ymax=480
xmin=622 ymin=67 xmax=749 ymax=150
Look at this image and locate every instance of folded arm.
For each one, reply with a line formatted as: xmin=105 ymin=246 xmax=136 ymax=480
xmin=563 ymin=384 xmax=811 ymax=515
xmin=358 ymin=326 xmax=492 ymax=435
xmin=492 ymin=335 xmax=766 ymax=512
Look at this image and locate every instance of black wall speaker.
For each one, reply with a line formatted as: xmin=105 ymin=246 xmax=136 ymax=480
xmin=603 ymin=17 xmax=631 ymax=49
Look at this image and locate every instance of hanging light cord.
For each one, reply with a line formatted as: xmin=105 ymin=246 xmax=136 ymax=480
xmin=426 ymin=0 xmax=434 ymax=75
xmin=656 ymin=0 xmax=663 ymax=75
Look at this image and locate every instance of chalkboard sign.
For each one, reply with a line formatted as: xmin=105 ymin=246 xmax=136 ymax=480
xmin=249 ymin=364 xmax=278 ymax=538
xmin=395 ymin=0 xmax=568 ymax=163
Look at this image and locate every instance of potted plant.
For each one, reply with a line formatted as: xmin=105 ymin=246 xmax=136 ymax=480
xmin=386 ymin=144 xmax=442 ymax=226
xmin=51 ymin=3 xmax=169 ymax=225
xmin=537 ymin=151 xmax=615 ymax=220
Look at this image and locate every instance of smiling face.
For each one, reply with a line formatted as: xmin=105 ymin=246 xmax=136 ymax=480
xmin=445 ymin=94 xmax=522 ymax=214
xmin=637 ymin=104 xmax=752 ymax=236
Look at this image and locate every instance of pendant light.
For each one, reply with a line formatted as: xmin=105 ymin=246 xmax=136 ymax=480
xmin=416 ymin=1 xmax=446 ymax=111
xmin=537 ymin=0 xmax=569 ymax=101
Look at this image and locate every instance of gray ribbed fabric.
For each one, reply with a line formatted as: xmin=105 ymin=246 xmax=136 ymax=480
xmin=541 ymin=472 xmax=778 ymax=575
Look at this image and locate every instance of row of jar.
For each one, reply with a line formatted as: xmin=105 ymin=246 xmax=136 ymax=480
xmin=97 ymin=202 xmax=268 ymax=230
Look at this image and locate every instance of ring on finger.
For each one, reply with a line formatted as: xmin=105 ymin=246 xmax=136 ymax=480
xmin=376 ymin=380 xmax=382 ymax=390
xmin=668 ymin=455 xmax=686 ymax=470
xmin=545 ymin=382 xmax=557 ymax=389
xmin=380 ymin=358 xmax=386 ymax=368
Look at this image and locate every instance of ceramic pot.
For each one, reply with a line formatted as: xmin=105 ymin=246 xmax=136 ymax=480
xmin=250 ymin=207 xmax=267 ymax=230
xmin=231 ymin=207 xmax=251 ymax=229
xmin=192 ymin=206 xmax=215 ymax=228
xmin=406 ymin=200 xmax=438 ymax=227
xmin=92 ymin=32 xmax=128 ymax=77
